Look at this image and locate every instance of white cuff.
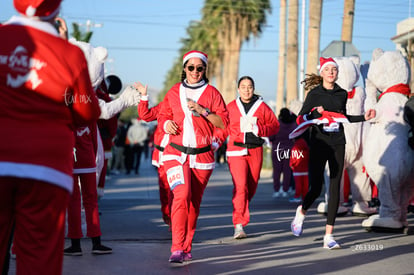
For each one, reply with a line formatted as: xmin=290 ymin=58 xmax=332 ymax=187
xmin=140 ymin=95 xmax=149 ymax=101
xmin=163 ymin=120 xmax=172 ymax=133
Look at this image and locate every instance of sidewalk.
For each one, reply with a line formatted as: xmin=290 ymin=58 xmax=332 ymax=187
xmin=7 ymin=158 xmax=414 ymax=274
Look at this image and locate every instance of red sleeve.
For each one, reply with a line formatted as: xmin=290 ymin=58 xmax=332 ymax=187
xmin=138 ymin=100 xmax=160 ymax=122
xmin=257 ymin=103 xmax=279 ymax=137
xmin=209 ymin=86 xmax=229 ymax=129
xmin=158 ymin=84 xmax=177 ymax=133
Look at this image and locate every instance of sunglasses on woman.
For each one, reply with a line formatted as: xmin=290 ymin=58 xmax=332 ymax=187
xmin=187 ymin=65 xmax=205 ymax=72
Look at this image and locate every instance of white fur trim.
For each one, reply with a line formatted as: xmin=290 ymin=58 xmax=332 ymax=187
xmin=183 ymin=52 xmax=207 ymax=65
xmin=26 ymin=6 xmax=36 ymax=17
xmin=319 ymin=61 xmax=338 ymax=73
xmin=226 ymin=149 xmax=248 ymax=157
xmin=0 ymin=162 xmax=73 ymax=192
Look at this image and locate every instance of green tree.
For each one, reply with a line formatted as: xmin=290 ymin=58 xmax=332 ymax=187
xmin=203 ymin=0 xmax=271 ymax=103
xmin=158 ymin=20 xmax=220 ymax=102
xmin=71 ymin=22 xmax=93 ymax=42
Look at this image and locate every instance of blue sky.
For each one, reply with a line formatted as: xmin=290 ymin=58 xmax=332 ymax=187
xmin=1 ymin=0 xmax=411 ymax=103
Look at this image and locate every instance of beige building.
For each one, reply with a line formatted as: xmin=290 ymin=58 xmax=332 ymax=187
xmin=391 ymin=18 xmax=414 ymax=89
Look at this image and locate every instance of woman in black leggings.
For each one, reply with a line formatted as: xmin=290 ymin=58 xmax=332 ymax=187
xmin=290 ymin=57 xmax=376 ymax=249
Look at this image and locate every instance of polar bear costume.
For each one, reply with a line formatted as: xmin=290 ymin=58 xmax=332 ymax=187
xmin=362 ymin=49 xmax=414 ymax=231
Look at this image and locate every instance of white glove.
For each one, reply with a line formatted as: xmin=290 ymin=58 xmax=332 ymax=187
xmin=119 ymin=86 xmax=141 ymax=107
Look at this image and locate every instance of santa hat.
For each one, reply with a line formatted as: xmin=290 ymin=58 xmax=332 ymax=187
xmin=319 ymin=57 xmax=338 ymax=73
xmin=183 ymin=50 xmax=208 ymax=65
xmin=14 ymin=0 xmax=62 ymax=20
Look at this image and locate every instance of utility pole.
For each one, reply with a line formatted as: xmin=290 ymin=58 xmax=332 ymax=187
xmin=299 ymin=0 xmax=306 ymax=101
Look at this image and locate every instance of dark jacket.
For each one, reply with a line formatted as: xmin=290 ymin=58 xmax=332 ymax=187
xmin=299 ymin=83 xmax=364 ymax=146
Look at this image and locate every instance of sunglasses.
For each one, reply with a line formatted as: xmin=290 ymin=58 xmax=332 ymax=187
xmin=187 ymin=65 xmax=205 ymax=72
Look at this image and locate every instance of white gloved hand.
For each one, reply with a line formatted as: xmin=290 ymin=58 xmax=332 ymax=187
xmin=119 ymin=86 xmax=141 ymax=107
xmin=364 ymin=78 xmax=378 ymax=123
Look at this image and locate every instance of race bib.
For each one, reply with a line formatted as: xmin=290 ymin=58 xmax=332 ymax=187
xmin=167 ymin=165 xmax=185 ymax=191
xmin=240 ymin=116 xmax=257 ymax=133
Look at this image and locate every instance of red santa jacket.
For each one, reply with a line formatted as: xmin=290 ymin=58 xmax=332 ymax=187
xmin=226 ymin=97 xmax=279 ymax=157
xmin=0 ymin=16 xmax=100 ymax=192
xmin=158 ymin=82 xmax=229 ymax=169
xmin=289 ymin=138 xmax=309 ymax=175
xmin=73 ymin=123 xmax=98 ymax=174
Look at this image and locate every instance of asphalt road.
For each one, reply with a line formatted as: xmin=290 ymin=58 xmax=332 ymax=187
xmin=7 ymin=157 xmax=414 ymax=274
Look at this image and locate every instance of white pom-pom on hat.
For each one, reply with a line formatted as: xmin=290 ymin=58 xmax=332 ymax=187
xmin=14 ymin=0 xmax=62 ymax=19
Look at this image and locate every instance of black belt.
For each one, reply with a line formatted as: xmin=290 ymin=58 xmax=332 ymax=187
xmin=170 ymin=143 xmax=211 ymax=155
xmin=154 ymin=144 xmax=164 ymax=152
xmin=234 ymin=142 xmax=263 ymax=149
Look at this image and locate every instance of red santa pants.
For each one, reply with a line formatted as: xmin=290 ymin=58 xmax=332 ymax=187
xmin=293 ymin=174 xmax=309 ymax=199
xmin=67 ymin=173 xmax=101 ymax=238
xmin=158 ymin=165 xmax=172 ymax=223
xmin=228 ymin=147 xmax=263 ymax=227
xmin=163 ymin=160 xmax=212 ymax=253
xmin=0 ymin=177 xmax=69 ymax=274
xmin=98 ymin=158 xmax=109 ymax=189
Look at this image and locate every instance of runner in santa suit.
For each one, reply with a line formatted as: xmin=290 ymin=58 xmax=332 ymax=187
xmin=135 ymin=82 xmax=172 ymax=226
xmin=158 ymin=50 xmax=229 ymax=263
xmin=0 ymin=0 xmax=101 ymax=273
xmin=290 ymin=57 xmax=376 ymax=249
xmin=226 ymin=76 xmax=279 ymax=239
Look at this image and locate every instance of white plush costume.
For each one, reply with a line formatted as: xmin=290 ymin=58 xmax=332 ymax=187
xmin=362 ymin=49 xmax=414 ymax=231
xmin=317 ymin=56 xmax=376 ymax=216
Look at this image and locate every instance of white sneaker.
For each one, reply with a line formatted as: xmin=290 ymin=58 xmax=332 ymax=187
xmin=282 ymin=191 xmax=288 ymax=198
xmin=323 ymin=234 xmax=341 ymax=249
xmin=272 ymin=191 xmax=280 ymax=198
xmin=233 ymin=224 xmax=247 ymax=239
xmin=291 ymin=205 xmax=305 ymax=236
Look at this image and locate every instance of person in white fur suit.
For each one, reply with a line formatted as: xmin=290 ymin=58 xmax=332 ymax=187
xmin=64 ymin=39 xmax=140 ymax=255
xmin=317 ymin=56 xmax=378 ymax=217
xmin=362 ymin=49 xmax=414 ymax=232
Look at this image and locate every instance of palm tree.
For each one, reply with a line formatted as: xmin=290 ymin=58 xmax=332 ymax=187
xmin=158 ymin=20 xmax=219 ymax=102
xmin=305 ymin=0 xmax=323 ymax=79
xmin=286 ymin=0 xmax=298 ymax=105
xmin=71 ymin=23 xmax=93 ymax=42
xmin=341 ymin=0 xmax=355 ymax=42
xmin=276 ymin=0 xmax=287 ymax=113
xmin=203 ymin=0 xmax=271 ymax=103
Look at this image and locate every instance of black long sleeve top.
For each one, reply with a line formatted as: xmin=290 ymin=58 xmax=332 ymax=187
xmin=298 ymin=83 xmax=365 ymax=146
